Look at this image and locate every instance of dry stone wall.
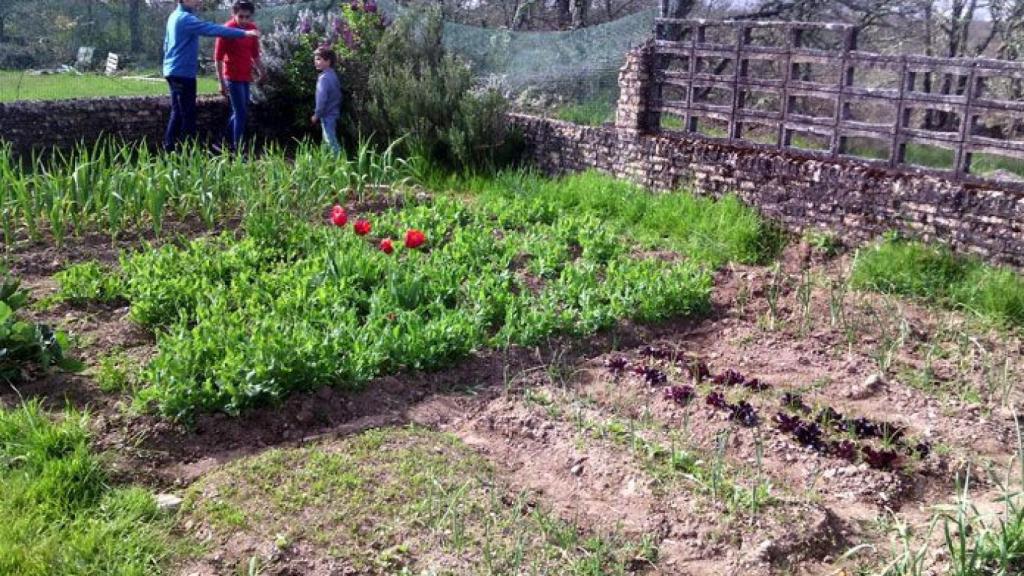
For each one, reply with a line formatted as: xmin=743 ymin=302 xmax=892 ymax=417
xmin=0 ymin=95 xmax=285 ymax=156
xmin=510 ymin=42 xmax=1024 ymax=268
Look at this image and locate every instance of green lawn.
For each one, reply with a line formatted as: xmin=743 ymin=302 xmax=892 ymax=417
xmin=0 ymin=70 xmax=219 ymax=102
xmin=0 ymin=401 xmax=178 ymax=576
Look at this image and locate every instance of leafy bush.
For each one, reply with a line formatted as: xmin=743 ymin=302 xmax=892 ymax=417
xmin=364 ymin=7 xmax=515 ymax=170
xmin=227 ymin=2 xmax=515 ymax=169
xmin=256 ymin=1 xmax=387 ymax=131
xmin=1 ymin=267 xmax=73 ymax=385
xmin=0 ymin=401 xmax=174 ymax=575
xmin=851 ymin=236 xmax=1024 ymax=327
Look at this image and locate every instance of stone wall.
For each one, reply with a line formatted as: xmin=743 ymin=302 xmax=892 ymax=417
xmin=509 ymin=43 xmax=1024 ymax=267
xmin=0 ymin=95 xmax=285 ymax=156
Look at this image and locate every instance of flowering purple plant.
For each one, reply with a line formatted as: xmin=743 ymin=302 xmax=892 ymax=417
xmin=254 ymin=4 xmax=389 ymax=127
xmin=341 ymin=25 xmax=356 ymax=50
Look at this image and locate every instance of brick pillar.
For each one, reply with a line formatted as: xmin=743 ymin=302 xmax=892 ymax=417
xmin=615 ymin=40 xmax=655 ymax=139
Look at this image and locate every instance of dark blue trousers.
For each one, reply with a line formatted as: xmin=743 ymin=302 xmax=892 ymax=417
xmin=164 ymin=76 xmax=197 ymax=152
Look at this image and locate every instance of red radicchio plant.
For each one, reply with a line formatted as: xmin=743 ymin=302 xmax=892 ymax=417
xmin=664 ymin=385 xmax=695 ymax=406
xmin=730 ymin=401 xmax=758 ymax=426
xmin=792 ymin=421 xmax=825 ymax=451
xmin=861 ymin=446 xmax=901 ymax=470
xmin=706 ymin=391 xmax=728 ymax=409
xmin=703 ymin=391 xmax=759 ymax=427
xmin=912 ymin=441 xmax=932 ymax=458
xmin=713 ymin=369 xmax=746 ymax=386
xmin=640 ymin=345 xmax=673 ymax=361
xmin=743 ymin=378 xmax=770 ymax=391
xmin=829 ymin=440 xmax=858 ymax=461
xmin=781 ymin=392 xmax=811 ymax=413
xmin=633 ymin=365 xmax=667 ymax=386
xmin=774 ymin=412 xmax=802 ymax=433
xmin=685 ymin=359 xmax=711 ymax=383
xmin=604 ymin=357 xmax=629 ymax=373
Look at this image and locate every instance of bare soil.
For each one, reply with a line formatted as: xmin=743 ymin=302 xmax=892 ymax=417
xmin=3 ymin=230 xmax=1022 ymax=576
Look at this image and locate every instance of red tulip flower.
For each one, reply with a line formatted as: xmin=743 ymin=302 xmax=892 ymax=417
xmin=354 ymin=219 xmax=371 ymax=236
xmin=330 ymin=205 xmax=347 ymax=227
xmin=404 ymin=229 xmax=426 ymax=249
xmin=379 ymin=238 xmax=394 ymax=254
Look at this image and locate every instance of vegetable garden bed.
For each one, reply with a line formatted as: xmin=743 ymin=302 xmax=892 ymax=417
xmin=3 ymin=142 xmax=1024 ymax=576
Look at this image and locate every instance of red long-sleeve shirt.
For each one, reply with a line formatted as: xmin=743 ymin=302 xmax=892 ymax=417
xmin=213 ymin=20 xmax=260 ymax=82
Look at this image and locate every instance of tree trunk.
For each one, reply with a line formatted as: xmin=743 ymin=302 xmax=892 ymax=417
xmin=661 ymin=0 xmax=695 ymax=42
xmin=570 ymin=0 xmax=588 ymax=29
xmin=0 ymin=15 xmax=5 ymax=44
xmin=556 ymin=0 xmax=570 ymax=28
xmin=129 ymin=0 xmax=142 ymax=53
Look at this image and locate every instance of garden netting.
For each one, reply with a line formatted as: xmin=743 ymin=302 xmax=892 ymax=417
xmin=239 ymin=0 xmax=654 ymax=98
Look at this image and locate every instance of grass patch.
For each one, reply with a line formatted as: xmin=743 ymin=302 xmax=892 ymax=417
xmin=0 ymin=401 xmax=176 ymax=575
xmin=461 ymin=170 xmax=783 ymax=267
xmin=576 ymin=414 xmax=775 ymax=517
xmin=0 ymin=70 xmax=219 ymax=102
xmin=555 ymin=99 xmax=615 ymax=126
xmin=93 ymin=350 xmax=140 ymax=393
xmin=186 ymin=426 xmax=655 ymax=574
xmin=851 ymin=237 xmax=1024 ymax=328
xmin=869 ymin=429 xmax=1024 ymax=576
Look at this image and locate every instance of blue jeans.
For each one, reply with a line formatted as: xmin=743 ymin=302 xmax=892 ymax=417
xmin=321 ymin=116 xmax=341 ymax=153
xmin=225 ymin=80 xmax=250 ymax=150
xmin=164 ymin=76 xmax=197 ymax=152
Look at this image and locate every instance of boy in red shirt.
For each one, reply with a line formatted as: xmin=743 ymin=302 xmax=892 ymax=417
xmin=214 ymin=1 xmax=261 ymax=152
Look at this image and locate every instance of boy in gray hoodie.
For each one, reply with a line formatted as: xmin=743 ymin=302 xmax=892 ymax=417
xmin=311 ymin=46 xmax=342 ymax=153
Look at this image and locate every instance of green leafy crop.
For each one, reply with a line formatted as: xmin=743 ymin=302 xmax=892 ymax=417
xmin=1 ymin=267 xmax=75 ymax=385
xmin=116 ymin=194 xmax=711 ymax=419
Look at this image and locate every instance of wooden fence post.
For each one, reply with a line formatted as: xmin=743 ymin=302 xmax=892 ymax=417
xmin=831 ymin=27 xmax=857 ymax=157
xmin=729 ymin=25 xmax=749 ymax=141
xmin=891 ymin=57 xmax=909 ymax=168
xmin=954 ymin=65 xmax=978 ymax=177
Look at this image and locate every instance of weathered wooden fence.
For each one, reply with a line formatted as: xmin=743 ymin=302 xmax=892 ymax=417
xmin=648 ymin=14 xmax=1024 ymax=184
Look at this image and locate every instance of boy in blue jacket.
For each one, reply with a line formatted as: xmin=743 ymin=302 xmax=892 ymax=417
xmin=163 ymin=0 xmax=259 ymax=152
xmin=311 ymin=46 xmax=342 ymax=154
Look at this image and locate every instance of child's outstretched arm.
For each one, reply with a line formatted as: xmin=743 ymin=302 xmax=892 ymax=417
xmin=181 ymin=14 xmax=257 ymax=39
